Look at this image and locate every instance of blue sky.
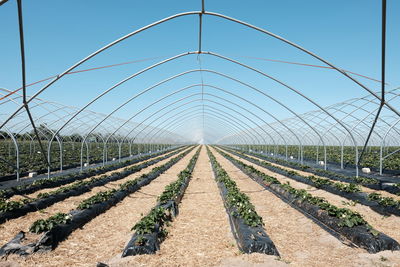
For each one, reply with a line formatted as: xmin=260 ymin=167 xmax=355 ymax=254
xmin=1 ymin=0 xmax=399 ymax=142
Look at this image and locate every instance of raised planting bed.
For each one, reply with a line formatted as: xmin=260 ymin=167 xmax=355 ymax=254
xmin=218 ymin=149 xmax=400 ymax=217
xmin=222 ymin=147 xmax=383 ymax=188
xmin=247 ymin=149 xmax=400 ymax=195
xmin=0 ymin=146 xmax=186 ymax=200
xmin=0 ymin=148 xmax=187 ymax=224
xmin=122 ymin=147 xmax=201 ymax=257
xmin=215 ymin=147 xmax=400 ymax=253
xmin=0 ymin=147 xmax=194 ymax=257
xmin=207 ymin=148 xmax=279 ymax=256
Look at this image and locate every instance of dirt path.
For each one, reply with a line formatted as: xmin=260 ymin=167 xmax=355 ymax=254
xmin=0 ymin=148 xmax=191 ymax=248
xmin=210 ymin=147 xmax=400 ymax=267
xmin=9 ymin=150 xmax=179 ymax=202
xmin=106 ymin=146 xmax=239 ymax=267
xmin=222 ymin=149 xmax=400 ymax=244
xmin=2 ymin=147 xmax=198 ymax=267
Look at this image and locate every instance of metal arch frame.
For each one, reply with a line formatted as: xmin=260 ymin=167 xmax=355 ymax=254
xmin=300 ymin=89 xmax=400 ymax=143
xmin=136 ymin=103 xmax=262 ymax=148
xmin=45 ymin=52 xmax=196 ymax=171
xmin=291 ymin=90 xmax=400 ymax=169
xmin=319 ymin=99 xmax=387 ymax=140
xmin=202 ymin=94 xmax=278 ymax=150
xmin=146 ymin=106 xmax=257 ymax=146
xmin=203 ymin=85 xmax=300 ymax=152
xmin=379 ymin=118 xmax=400 ymax=175
xmin=77 ymin=65 xmax=319 ymax=162
xmin=67 ymin=65 xmax=304 ymax=150
xmin=99 ymin=95 xmax=201 ymax=166
xmin=196 ymin=67 xmax=329 ymax=165
xmin=3 ymin=95 xmax=122 ymax=141
xmin=153 ymin=109 xmax=254 ymax=144
xmin=204 ymin=52 xmax=363 ymax=174
xmin=142 ymin=110 xmax=250 ymax=146
xmin=3 ymin=9 xmax=399 ymax=128
xmin=155 ymin=119 xmax=242 ymax=145
xmin=131 ymin=100 xmax=265 ymax=146
xmin=138 ymin=111 xmax=248 ymax=152
xmin=157 ymin=112 xmax=246 ymax=143
xmin=13 ymin=50 xmax=356 ymax=174
xmin=119 ymin=104 xmax=255 ymax=164
xmin=322 ymin=100 xmax=389 ymax=168
xmin=148 ymin=111 xmax=255 ymax=155
xmin=201 ymin=97 xmax=270 ymax=145
xmin=2 ymin=8 xmax=399 ymax=178
xmin=103 ymin=86 xmax=276 ymax=155
xmin=103 ymin=88 xmax=241 ymax=153
xmin=330 ymin=93 xmax=400 ymax=141
xmin=82 ymin=76 xmax=298 ymax=157
xmin=276 ymin=117 xmax=321 ymax=148
xmin=4 ymin=94 xmax=178 ymax=176
xmin=150 ymin=111 xmax=250 ymax=145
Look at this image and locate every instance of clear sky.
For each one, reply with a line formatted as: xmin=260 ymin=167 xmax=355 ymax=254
xmin=1 ymin=0 xmax=399 ymax=143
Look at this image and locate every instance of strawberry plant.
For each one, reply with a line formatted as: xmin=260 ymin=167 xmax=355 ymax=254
xmin=367 ymin=193 xmax=400 ymax=208
xmin=132 ymin=206 xmax=170 ymax=238
xmin=208 ymin=148 xmax=263 ymax=227
xmin=29 ymin=213 xmax=72 ymax=233
xmin=0 ymin=199 xmax=24 ymax=212
xmin=217 ymin=148 xmax=378 ymax=231
xmin=77 ymin=190 xmax=117 ymax=210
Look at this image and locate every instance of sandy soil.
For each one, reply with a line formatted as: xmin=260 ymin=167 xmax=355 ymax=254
xmin=222 ymin=149 xmax=400 ymax=244
xmin=2 ymin=146 xmax=400 ymax=267
xmin=209 ymin=147 xmax=400 ymax=267
xmin=0 ymin=148 xmax=191 ymax=248
xmin=106 ymin=146 xmax=239 ymax=267
xmin=0 ymin=148 xmax=197 ymax=267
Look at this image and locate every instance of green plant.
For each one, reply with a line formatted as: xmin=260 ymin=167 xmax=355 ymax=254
xmin=131 ymin=148 xmax=200 ymax=242
xmin=77 ymin=190 xmax=117 ymax=210
xmin=29 ymin=212 xmax=72 ymax=233
xmin=367 ymin=192 xmax=400 ymax=207
xmin=218 ymin=148 xmax=375 ymax=231
xmin=0 ymin=199 xmax=24 ymax=212
xmin=132 ymin=206 xmax=170 ymax=238
xmin=208 ymin=149 xmax=263 ymax=227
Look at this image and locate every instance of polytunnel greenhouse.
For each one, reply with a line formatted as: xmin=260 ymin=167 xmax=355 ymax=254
xmin=1 ymin=0 xmax=400 ymax=266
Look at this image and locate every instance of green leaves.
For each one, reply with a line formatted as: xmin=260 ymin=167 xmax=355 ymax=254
xmin=208 ymin=149 xmax=264 ymax=228
xmin=332 ymin=182 xmax=361 ymax=193
xmin=130 ymin=148 xmax=200 ymax=244
xmin=367 ymin=192 xmax=400 ymax=208
xmin=220 ymin=148 xmax=369 ymax=229
xmin=132 ymin=206 xmax=170 ymax=237
xmin=0 ymin=199 xmax=25 ymax=212
xmin=29 ymin=213 xmax=72 ymax=233
xmin=77 ymin=190 xmax=117 ymax=210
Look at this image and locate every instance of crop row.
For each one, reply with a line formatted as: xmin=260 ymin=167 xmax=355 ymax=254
xmin=0 ymin=147 xmax=189 ymax=223
xmin=234 ymin=144 xmax=400 ymax=172
xmin=218 ymin=148 xmax=400 ymax=217
xmin=214 ymin=147 xmax=400 ymax=253
xmin=123 ymin=147 xmax=201 ymax=256
xmin=207 ymin=147 xmax=279 ymax=255
xmin=0 ymin=146 xmax=185 ymax=200
xmin=0 ymin=141 xmax=144 ymax=180
xmin=226 ymin=147 xmax=400 ymax=195
xmin=0 ymin=147 xmax=194 ymax=257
